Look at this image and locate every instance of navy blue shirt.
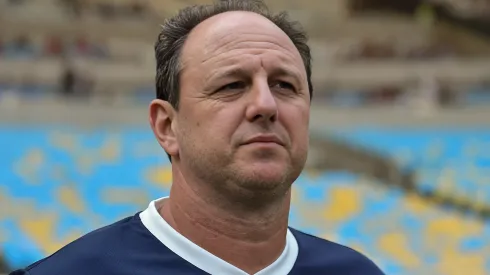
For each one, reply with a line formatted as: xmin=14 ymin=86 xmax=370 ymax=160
xmin=10 ymin=202 xmax=384 ymax=275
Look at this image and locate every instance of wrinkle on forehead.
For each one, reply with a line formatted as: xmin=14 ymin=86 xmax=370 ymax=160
xmin=202 ymin=52 xmax=304 ymax=85
xmin=201 ymin=36 xmax=298 ymax=67
xmin=181 ymin=11 xmax=302 ymax=69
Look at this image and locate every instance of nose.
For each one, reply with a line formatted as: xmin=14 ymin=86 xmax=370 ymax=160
xmin=245 ymin=80 xmax=278 ymax=123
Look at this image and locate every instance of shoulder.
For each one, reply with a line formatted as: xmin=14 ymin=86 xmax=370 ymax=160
xmin=16 ymin=213 xmax=148 ymax=275
xmin=290 ymin=228 xmax=385 ymax=275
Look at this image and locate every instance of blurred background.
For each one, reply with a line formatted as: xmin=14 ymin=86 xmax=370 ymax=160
xmin=1 ymin=0 xmax=490 ymax=274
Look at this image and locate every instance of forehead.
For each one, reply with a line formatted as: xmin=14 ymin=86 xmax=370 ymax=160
xmin=181 ymin=11 xmax=304 ymax=73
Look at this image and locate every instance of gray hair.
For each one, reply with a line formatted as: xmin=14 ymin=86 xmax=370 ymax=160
xmin=154 ymin=0 xmax=313 ymax=109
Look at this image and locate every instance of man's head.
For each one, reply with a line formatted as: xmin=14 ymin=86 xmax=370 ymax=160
xmin=150 ymin=0 xmax=312 ymax=204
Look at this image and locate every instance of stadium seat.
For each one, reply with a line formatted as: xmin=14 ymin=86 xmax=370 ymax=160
xmin=329 ymin=128 xmax=490 ymax=204
xmin=1 ymin=127 xmax=489 ymax=274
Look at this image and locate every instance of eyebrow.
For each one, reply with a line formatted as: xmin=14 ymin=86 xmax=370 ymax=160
xmin=208 ymin=67 xmax=249 ymax=82
xmin=207 ymin=65 xmax=303 ymax=84
xmin=268 ymin=67 xmax=303 ymax=83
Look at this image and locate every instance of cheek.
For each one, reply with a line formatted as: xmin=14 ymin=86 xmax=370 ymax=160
xmin=281 ymin=104 xmax=310 ymax=144
xmin=215 ymin=108 xmax=243 ymax=142
xmin=191 ymin=106 xmax=241 ymax=146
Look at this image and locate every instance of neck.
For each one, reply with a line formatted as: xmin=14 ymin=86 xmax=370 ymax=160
xmin=159 ymin=166 xmax=291 ymax=274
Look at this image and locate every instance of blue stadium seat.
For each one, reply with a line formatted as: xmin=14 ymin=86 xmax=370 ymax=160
xmin=1 ymin=127 xmax=489 ymax=274
xmin=330 ymin=128 xmax=490 ymax=205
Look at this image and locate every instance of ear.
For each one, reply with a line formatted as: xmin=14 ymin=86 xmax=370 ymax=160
xmin=149 ymin=99 xmax=179 ymax=157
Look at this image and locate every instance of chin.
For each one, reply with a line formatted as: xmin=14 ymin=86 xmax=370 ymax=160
xmin=237 ymin=161 xmax=291 ymax=190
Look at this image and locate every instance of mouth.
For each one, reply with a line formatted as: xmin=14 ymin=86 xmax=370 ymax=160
xmin=242 ymin=135 xmax=285 ymax=146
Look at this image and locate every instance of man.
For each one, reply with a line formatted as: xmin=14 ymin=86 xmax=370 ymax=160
xmin=11 ymin=1 xmax=385 ymax=274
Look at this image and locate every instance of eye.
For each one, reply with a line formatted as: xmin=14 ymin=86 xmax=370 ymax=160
xmin=219 ymin=81 xmax=246 ymax=91
xmin=271 ymin=81 xmax=296 ymax=92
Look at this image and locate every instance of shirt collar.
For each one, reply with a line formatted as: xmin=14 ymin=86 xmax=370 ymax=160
xmin=139 ymin=197 xmax=298 ymax=275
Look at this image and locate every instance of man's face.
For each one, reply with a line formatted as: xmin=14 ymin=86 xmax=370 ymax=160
xmin=171 ymin=11 xmax=310 ymax=198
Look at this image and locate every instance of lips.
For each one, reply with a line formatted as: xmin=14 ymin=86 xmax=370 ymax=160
xmin=242 ymin=135 xmax=285 ymax=146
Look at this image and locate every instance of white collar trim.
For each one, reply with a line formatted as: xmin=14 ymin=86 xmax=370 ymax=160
xmin=139 ymin=197 xmax=298 ymax=275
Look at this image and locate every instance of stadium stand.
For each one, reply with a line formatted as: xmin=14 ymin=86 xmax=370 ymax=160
xmin=1 ymin=0 xmax=490 ymax=274
xmin=330 ymin=128 xmax=490 ymax=207
xmin=0 ymin=127 xmax=489 ymax=275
